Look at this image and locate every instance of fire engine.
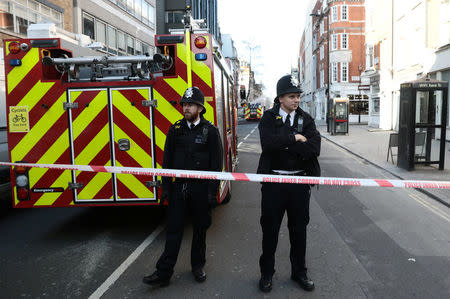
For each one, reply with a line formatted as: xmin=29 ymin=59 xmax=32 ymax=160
xmin=2 ymin=11 xmax=237 ymax=208
xmin=244 ymin=103 xmax=263 ymax=121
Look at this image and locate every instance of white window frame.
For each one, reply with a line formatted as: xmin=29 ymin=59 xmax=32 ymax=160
xmin=332 ymin=62 xmax=338 ymax=83
xmin=331 ymin=6 xmax=338 ymax=22
xmin=320 ymin=45 xmax=324 ymax=60
xmin=341 ymin=5 xmax=348 ymax=21
xmin=341 ymin=33 xmax=348 ymax=49
xmin=331 ymin=34 xmax=338 ymax=50
xmin=320 ymin=20 xmax=324 ymax=35
xmin=341 ymin=62 xmax=349 ymax=82
xmin=320 ymin=69 xmax=324 ymax=88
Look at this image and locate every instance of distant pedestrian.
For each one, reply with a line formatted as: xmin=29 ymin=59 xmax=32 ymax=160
xmin=257 ymin=74 xmax=321 ymax=293
xmin=143 ymin=86 xmax=223 ymax=287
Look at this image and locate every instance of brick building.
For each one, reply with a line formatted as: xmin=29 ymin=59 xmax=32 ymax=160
xmin=300 ymin=0 xmax=367 ymax=123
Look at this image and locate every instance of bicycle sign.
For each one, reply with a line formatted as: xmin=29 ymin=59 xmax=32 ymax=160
xmin=9 ymin=106 xmax=30 ymax=132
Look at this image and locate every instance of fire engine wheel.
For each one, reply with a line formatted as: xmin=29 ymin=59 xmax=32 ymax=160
xmin=221 ymin=182 xmax=231 ymax=205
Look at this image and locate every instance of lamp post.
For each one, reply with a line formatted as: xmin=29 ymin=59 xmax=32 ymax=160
xmin=246 ymin=44 xmax=259 ymax=102
xmin=310 ymin=7 xmax=331 ymax=132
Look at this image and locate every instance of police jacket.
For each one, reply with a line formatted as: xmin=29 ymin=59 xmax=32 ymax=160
xmin=162 ymin=117 xmax=223 ymax=196
xmin=257 ymin=104 xmax=321 ymax=177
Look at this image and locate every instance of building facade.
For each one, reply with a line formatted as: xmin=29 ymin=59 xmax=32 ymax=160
xmin=156 ymin=0 xmax=220 ymax=42
xmin=363 ymin=0 xmax=449 ymax=135
xmin=301 ymin=0 xmax=367 ymax=124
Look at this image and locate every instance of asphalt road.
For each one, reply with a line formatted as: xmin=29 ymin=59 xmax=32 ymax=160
xmin=1 ymin=119 xmax=449 ymax=298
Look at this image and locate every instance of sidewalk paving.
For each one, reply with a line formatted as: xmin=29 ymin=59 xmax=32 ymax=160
xmin=317 ymin=124 xmax=450 ymax=207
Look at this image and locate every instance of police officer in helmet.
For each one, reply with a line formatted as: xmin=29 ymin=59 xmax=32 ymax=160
xmin=143 ymin=86 xmax=223 ymax=287
xmin=257 ymin=74 xmax=321 ymax=292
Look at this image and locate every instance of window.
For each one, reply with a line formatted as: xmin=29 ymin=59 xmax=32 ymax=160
xmin=341 ymin=5 xmax=348 ymax=20
xmin=118 ymin=31 xmax=126 ymax=53
xmin=107 ymin=26 xmax=117 ymax=54
xmin=127 ymin=36 xmax=135 ymax=54
xmin=331 ymin=6 xmax=338 ymax=22
xmin=341 ymin=33 xmax=348 ymax=49
xmin=2 ymin=0 xmax=63 ymax=34
xmin=332 ymin=62 xmax=338 ymax=83
xmin=96 ymin=21 xmax=107 ymax=47
xmin=320 ymin=45 xmax=324 ymax=60
xmin=320 ymin=20 xmax=324 ymax=35
xmin=126 ymin=0 xmax=134 ymax=14
xmin=332 ymin=34 xmax=338 ymax=50
xmin=341 ymin=62 xmax=348 ymax=82
xmin=148 ymin=3 xmax=155 ymax=24
xmin=135 ymin=40 xmax=142 ymax=55
xmin=367 ymin=44 xmax=374 ymax=68
xmin=166 ymin=10 xmax=184 ymax=24
xmin=83 ymin=13 xmax=95 ymax=40
xmin=320 ymin=69 xmax=324 ymax=88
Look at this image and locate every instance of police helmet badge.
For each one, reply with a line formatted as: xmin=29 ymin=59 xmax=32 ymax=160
xmin=184 ymin=87 xmax=194 ymax=98
xmin=290 ymin=75 xmax=299 ymax=88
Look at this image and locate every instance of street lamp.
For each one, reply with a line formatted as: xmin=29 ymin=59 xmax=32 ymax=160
xmin=310 ymin=8 xmax=331 ymax=132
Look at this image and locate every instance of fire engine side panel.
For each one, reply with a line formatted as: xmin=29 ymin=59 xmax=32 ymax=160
xmin=4 ymin=39 xmax=73 ymax=208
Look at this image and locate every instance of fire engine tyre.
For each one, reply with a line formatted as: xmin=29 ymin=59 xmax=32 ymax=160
xmin=221 ymin=182 xmax=232 ymax=205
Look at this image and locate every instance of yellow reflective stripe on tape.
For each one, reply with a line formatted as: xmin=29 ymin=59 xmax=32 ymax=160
xmin=153 ymin=89 xmax=183 ymax=124
xmin=116 ymin=161 xmax=154 ymax=198
xmin=34 ymin=171 xmax=71 ymax=206
xmin=113 ymin=125 xmax=152 ymax=167
xmin=7 ymin=48 xmax=39 ymax=94
xmin=112 ymin=90 xmax=150 ymax=138
xmin=164 ymin=76 xmax=188 ymax=96
xmin=16 ymin=80 xmax=54 ymax=109
xmin=77 ymin=163 xmax=113 ymax=200
xmin=11 ymin=92 xmax=65 ymax=162
xmin=75 ymin=124 xmax=110 ymax=165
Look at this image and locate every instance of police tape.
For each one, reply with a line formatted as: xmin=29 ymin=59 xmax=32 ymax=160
xmin=1 ymin=161 xmax=450 ymax=190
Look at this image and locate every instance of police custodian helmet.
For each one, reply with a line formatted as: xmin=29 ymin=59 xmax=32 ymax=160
xmin=180 ymin=86 xmax=206 ymax=114
xmin=274 ymin=75 xmax=302 ymax=103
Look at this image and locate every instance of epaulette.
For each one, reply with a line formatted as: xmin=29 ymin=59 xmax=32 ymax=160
xmin=174 ymin=120 xmax=182 ymax=129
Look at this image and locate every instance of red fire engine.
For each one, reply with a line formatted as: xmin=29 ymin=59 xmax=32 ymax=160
xmin=244 ymin=103 xmax=263 ymax=121
xmin=3 ymin=15 xmax=238 ymax=208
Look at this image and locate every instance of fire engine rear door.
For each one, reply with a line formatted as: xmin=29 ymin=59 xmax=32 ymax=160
xmin=110 ymin=87 xmax=156 ymax=201
xmin=68 ymin=89 xmax=114 ymax=202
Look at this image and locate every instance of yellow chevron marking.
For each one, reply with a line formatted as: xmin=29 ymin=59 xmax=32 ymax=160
xmin=16 ymin=80 xmax=54 ymax=109
xmin=164 ymin=76 xmax=187 ymax=96
xmin=77 ymin=162 xmax=113 ymax=200
xmin=191 ymin=53 xmax=212 ymax=88
xmin=5 ymin=41 xmax=11 ymax=56
xmin=204 ymin=101 xmax=215 ymax=124
xmin=72 ymin=90 xmax=107 ymax=138
xmin=116 ymin=161 xmax=154 ymax=199
xmin=34 ymin=171 xmax=72 ymax=206
xmin=28 ymin=90 xmax=106 ymax=190
xmin=153 ymin=89 xmax=183 ymax=124
xmin=7 ymin=48 xmax=39 ymax=94
xmin=136 ymin=88 xmax=150 ymax=100
xmin=112 ymin=90 xmax=150 ymax=138
xmin=11 ymin=92 xmax=65 ymax=162
xmin=154 ymin=126 xmax=166 ymax=152
xmin=185 ymin=30 xmax=192 ymax=87
xmin=75 ymin=124 xmax=110 ymax=165
xmin=176 ymin=36 xmax=212 ymax=88
xmin=113 ymin=125 xmax=152 ymax=166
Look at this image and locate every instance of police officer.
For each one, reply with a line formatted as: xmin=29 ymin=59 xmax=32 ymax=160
xmin=143 ymin=86 xmax=223 ymax=287
xmin=257 ymin=75 xmax=321 ymax=293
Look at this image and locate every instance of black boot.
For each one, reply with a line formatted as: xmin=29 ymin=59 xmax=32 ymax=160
xmin=259 ymin=275 xmax=272 ymax=292
xmin=142 ymin=272 xmax=170 ymax=287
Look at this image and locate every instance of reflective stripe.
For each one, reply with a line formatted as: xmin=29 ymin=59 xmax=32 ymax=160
xmin=34 ymin=171 xmax=71 ymax=206
xmin=16 ymin=80 xmax=54 ymax=109
xmin=112 ymin=90 xmax=150 ymax=138
xmin=116 ymin=161 xmax=154 ymax=199
xmin=11 ymin=92 xmax=65 ymax=162
xmin=77 ymin=165 xmax=113 ymax=200
xmin=7 ymin=48 xmax=39 ymax=94
xmin=185 ymin=29 xmax=192 ymax=87
xmin=153 ymin=89 xmax=183 ymax=123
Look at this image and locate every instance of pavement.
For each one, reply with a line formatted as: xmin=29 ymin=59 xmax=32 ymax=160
xmin=317 ymin=124 xmax=450 ymax=207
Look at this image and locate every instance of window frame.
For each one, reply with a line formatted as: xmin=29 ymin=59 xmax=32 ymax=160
xmin=341 ymin=62 xmax=349 ymax=82
xmin=331 ymin=34 xmax=338 ymax=50
xmin=341 ymin=5 xmax=348 ymax=21
xmin=331 ymin=6 xmax=338 ymax=22
xmin=332 ymin=62 xmax=338 ymax=83
xmin=341 ymin=33 xmax=348 ymax=49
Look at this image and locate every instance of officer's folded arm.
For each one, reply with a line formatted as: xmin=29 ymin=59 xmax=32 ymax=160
xmin=287 ymin=134 xmax=321 ymax=158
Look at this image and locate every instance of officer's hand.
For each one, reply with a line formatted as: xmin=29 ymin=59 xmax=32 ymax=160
xmin=208 ymin=193 xmax=218 ymax=208
xmin=295 ymin=134 xmax=307 ymax=143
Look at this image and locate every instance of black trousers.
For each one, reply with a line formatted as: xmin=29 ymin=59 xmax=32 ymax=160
xmin=259 ymin=182 xmax=311 ymax=277
xmin=156 ymin=181 xmax=212 ymax=278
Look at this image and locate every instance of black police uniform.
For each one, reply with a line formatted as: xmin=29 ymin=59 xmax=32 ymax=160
xmin=257 ymin=75 xmax=321 ymax=291
xmin=151 ymin=87 xmax=223 ymax=282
